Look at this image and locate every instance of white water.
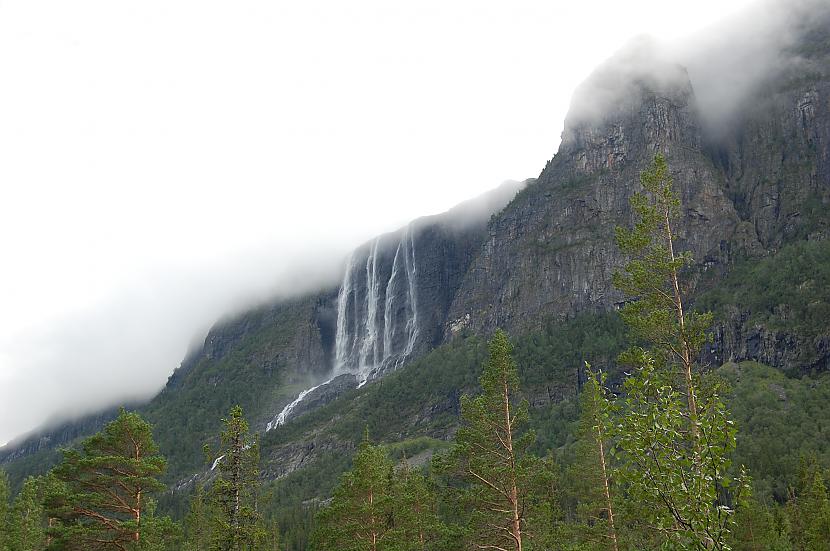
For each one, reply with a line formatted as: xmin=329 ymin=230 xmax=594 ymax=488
xmin=358 ymin=240 xmax=381 ymax=374
xmin=336 ymin=225 xmax=419 ymax=385
xmin=333 ymin=251 xmax=355 ymax=376
xmin=210 ymin=454 xmax=225 ymax=471
xmin=266 ymin=225 xmax=420 ymax=428
xmin=265 ymin=379 xmax=331 ymax=431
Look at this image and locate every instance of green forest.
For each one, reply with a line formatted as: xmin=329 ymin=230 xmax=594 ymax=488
xmin=1 ymin=156 xmax=829 ymax=550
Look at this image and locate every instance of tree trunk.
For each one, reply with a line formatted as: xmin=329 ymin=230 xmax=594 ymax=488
xmin=595 ymin=423 xmax=619 ymax=551
xmin=664 ymin=207 xmax=699 ymax=436
xmin=503 ymin=375 xmax=522 ymax=551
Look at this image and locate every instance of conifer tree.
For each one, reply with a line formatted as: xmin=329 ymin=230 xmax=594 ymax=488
xmin=786 ymin=457 xmax=830 ymax=551
xmin=440 ymin=329 xmax=557 ymax=551
xmin=183 ymin=485 xmax=213 ymax=551
xmin=565 ymin=364 xmax=619 ymax=551
xmin=206 ymin=405 xmax=267 ymax=551
xmin=8 ymin=476 xmax=47 ymax=551
xmin=311 ymin=433 xmax=395 ymax=551
xmin=730 ymin=489 xmax=790 ymax=551
xmin=46 ymin=408 xmax=167 ymax=550
xmin=612 ymin=154 xmax=747 ymax=550
xmin=134 ymin=498 xmax=182 ymax=551
xmin=389 ymin=460 xmax=445 ymax=551
xmin=0 ymin=468 xmax=10 ymax=550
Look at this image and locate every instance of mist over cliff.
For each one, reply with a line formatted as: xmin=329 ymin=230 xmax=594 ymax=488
xmin=3 ymin=0 xmax=829 ymax=482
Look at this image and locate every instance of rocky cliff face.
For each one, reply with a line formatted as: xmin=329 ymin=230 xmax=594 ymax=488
xmin=445 ymin=57 xmax=744 ymax=338
xmin=4 ymin=4 xmax=830 ymax=480
xmin=443 ymin=19 xmax=830 ymax=371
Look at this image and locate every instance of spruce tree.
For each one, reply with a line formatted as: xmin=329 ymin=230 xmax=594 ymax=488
xmin=730 ymin=489 xmax=790 ymax=551
xmin=612 ymin=154 xmax=747 ymax=550
xmin=206 ymin=405 xmax=267 ymax=551
xmin=310 ymin=434 xmax=395 ymax=551
xmin=46 ymin=408 xmax=167 ymax=550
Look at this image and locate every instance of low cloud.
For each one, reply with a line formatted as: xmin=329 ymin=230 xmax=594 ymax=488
xmin=563 ymin=0 xmax=828 ymax=139
xmin=0 ymin=244 xmax=346 ymax=445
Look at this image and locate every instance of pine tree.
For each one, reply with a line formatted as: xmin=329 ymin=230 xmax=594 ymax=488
xmin=730 ymin=489 xmax=791 ymax=551
xmin=389 ymin=460 xmax=445 ymax=551
xmin=564 ymin=364 xmax=619 ymax=551
xmin=206 ymin=405 xmax=267 ymax=551
xmin=183 ymin=485 xmax=213 ymax=551
xmin=1 ymin=468 xmax=10 ymax=550
xmin=786 ymin=457 xmax=830 ymax=551
xmin=46 ymin=408 xmax=167 ymax=550
xmin=310 ymin=434 xmax=395 ymax=551
xmin=8 ymin=476 xmax=47 ymax=551
xmin=135 ymin=498 xmax=182 ymax=551
xmin=612 ymin=154 xmax=747 ymax=550
xmin=440 ymin=329 xmax=557 ymax=551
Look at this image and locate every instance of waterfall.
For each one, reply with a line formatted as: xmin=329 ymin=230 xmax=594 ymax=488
xmin=266 ymin=379 xmax=330 ymax=431
xmin=382 ymin=243 xmax=401 ymax=361
xmin=401 ymin=227 xmax=419 ymax=358
xmin=357 ymin=240 xmax=381 ymax=379
xmin=266 ymin=225 xmax=420 ymax=430
xmin=333 ymin=252 xmax=355 ymax=372
xmin=334 ymin=225 xmax=419 ymax=384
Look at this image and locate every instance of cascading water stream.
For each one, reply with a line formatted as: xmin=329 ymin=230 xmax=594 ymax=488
xmin=266 ymin=226 xmax=419 ymax=430
xmin=265 ymin=379 xmax=332 ymax=431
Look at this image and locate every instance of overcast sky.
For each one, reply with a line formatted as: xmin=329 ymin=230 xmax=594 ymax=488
xmin=0 ymin=0 xmax=762 ymax=445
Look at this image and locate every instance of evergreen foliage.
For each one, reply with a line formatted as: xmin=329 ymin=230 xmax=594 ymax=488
xmin=561 ymin=365 xmax=620 ymax=551
xmin=786 ymin=456 xmax=830 ymax=551
xmin=698 ymin=238 xmax=830 ymax=343
xmin=182 ymin=485 xmax=212 ymax=551
xmin=391 ymin=461 xmax=447 ymax=551
xmin=205 ymin=405 xmax=268 ymax=551
xmin=0 ymin=469 xmax=9 ymax=549
xmin=7 ymin=476 xmax=46 ymax=551
xmin=310 ymin=434 xmax=396 ymax=551
xmin=720 ymin=362 xmax=830 ymax=500
xmin=729 ymin=487 xmax=791 ymax=551
xmin=46 ymin=408 xmax=171 ymax=550
xmin=439 ymin=330 xmax=558 ymax=551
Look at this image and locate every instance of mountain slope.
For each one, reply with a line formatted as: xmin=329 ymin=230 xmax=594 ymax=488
xmin=3 ymin=0 xmax=830 ymax=511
